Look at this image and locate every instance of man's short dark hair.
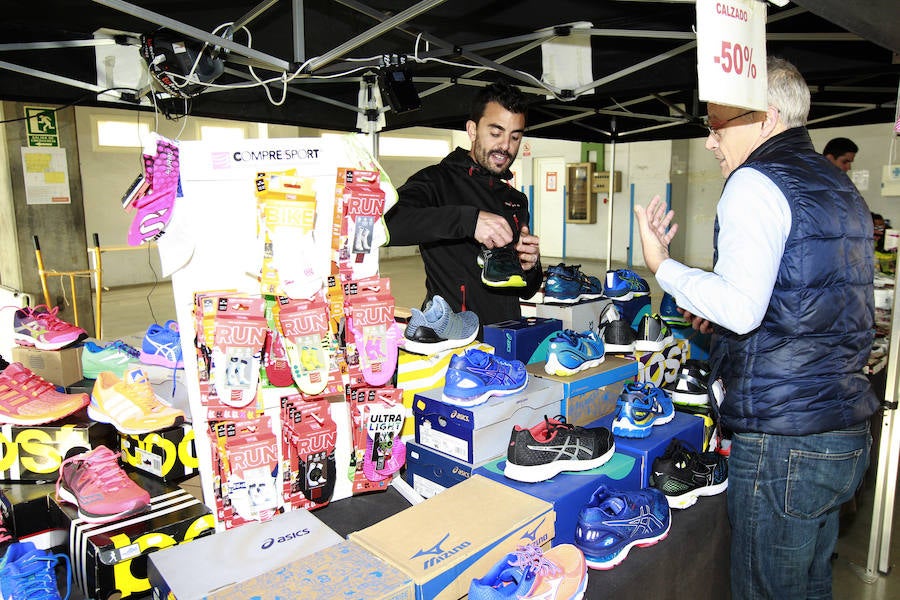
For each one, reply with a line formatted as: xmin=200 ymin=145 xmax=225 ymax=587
xmin=470 ymin=81 xmax=528 ymax=123
xmin=823 ymin=137 xmax=858 ymax=157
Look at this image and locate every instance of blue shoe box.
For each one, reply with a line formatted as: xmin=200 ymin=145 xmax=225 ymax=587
xmin=404 ymin=441 xmax=481 ymax=498
xmin=483 ymin=317 xmax=562 ymax=364
xmin=473 ymin=451 xmax=643 ymax=546
xmin=412 ymin=377 xmax=564 ymax=465
xmin=590 ymin=410 xmax=706 ymax=487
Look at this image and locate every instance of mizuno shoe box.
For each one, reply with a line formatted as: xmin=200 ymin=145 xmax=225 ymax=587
xmin=49 ymin=471 xmax=216 ymax=600
xmin=412 ymin=377 xmax=563 ymax=464
xmin=536 ymin=297 xmax=613 ymax=332
xmin=119 ymin=423 xmax=198 ymax=483
xmin=404 ymin=441 xmax=488 ymax=498
xmin=474 ymin=452 xmax=643 ymax=546
xmin=483 ymin=317 xmax=562 ymax=364
xmin=528 ymin=355 xmax=639 ymax=426
xmin=350 ymin=475 xmax=555 ymax=600
xmin=148 ymin=508 xmax=344 ymax=600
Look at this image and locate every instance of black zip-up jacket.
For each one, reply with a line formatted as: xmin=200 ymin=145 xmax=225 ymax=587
xmin=384 ymin=147 xmax=542 ymax=330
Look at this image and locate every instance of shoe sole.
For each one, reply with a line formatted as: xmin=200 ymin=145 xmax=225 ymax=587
xmin=139 ymin=351 xmax=184 ymax=369
xmin=603 ymin=342 xmax=635 ymax=353
xmin=14 ymin=333 xmax=81 ymax=351
xmin=543 ymin=292 xmax=604 ymax=304
xmin=582 ymin=514 xmax=671 ymax=570
xmin=402 ymin=329 xmax=478 ymax=356
xmin=87 ymin=400 xmax=183 ymax=435
xmin=57 ymin=485 xmax=149 ymax=524
xmin=481 ymin=274 xmax=526 ymax=288
xmin=504 ymin=445 xmax=615 ymax=483
xmin=665 ymin=480 xmax=728 ymax=509
xmin=633 ymin=335 xmax=674 ymax=352
xmin=670 ymin=389 xmax=709 ymax=406
xmin=611 ymin=412 xmax=675 ymax=438
xmin=441 ymin=378 xmax=527 ymax=407
xmin=544 ymin=353 xmax=605 ymax=377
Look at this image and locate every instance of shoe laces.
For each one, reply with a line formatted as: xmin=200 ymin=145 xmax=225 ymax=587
xmin=508 ymin=544 xmax=561 ymax=577
xmin=32 ymin=305 xmax=75 ymax=332
xmin=121 ymin=372 xmax=168 ymax=413
xmin=108 ymin=340 xmax=140 ymax=359
xmin=7 ymin=550 xmax=71 ymax=600
xmin=7 ymin=368 xmax=55 ymax=397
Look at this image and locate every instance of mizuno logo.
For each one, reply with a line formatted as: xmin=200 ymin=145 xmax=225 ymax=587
xmin=520 ymin=518 xmax=545 ymax=541
xmin=411 ymin=533 xmax=471 ymax=570
xmin=411 ymin=532 xmax=451 ymax=559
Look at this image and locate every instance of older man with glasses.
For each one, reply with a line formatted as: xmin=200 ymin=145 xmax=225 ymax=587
xmin=634 ymin=56 xmax=878 ymax=599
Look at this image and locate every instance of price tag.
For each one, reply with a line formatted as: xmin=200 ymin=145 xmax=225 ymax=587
xmin=696 ymin=0 xmax=767 ymax=110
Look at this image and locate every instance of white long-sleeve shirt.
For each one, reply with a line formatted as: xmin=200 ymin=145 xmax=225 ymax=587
xmin=655 ymin=168 xmax=792 ymax=335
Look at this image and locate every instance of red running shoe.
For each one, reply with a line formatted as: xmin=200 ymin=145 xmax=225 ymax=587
xmin=0 ymin=363 xmax=89 ymax=425
xmin=56 ymin=446 xmax=151 ymax=523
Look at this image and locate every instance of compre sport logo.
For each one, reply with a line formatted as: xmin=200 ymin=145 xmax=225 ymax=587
xmin=410 ymin=532 xmax=471 ymax=570
xmin=260 ymin=527 xmax=311 ymax=549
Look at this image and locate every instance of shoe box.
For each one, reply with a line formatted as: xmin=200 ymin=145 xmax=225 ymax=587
xmin=404 ymin=441 xmax=492 ymax=498
xmin=0 ymin=414 xmax=117 ymax=481
xmin=535 ymin=297 xmax=613 ymax=332
xmin=349 ymin=474 xmax=554 ymax=600
xmin=1 ymin=482 xmax=66 ymax=549
xmin=396 ymin=341 xmax=493 ymax=439
xmin=611 ymin=295 xmax=652 ymax=330
xmin=482 ymin=317 xmax=562 ymax=364
xmin=633 ymin=338 xmax=690 ymax=387
xmin=590 ymin=410 xmax=706 ymax=487
xmin=148 ymin=507 xmax=345 ymax=600
xmin=671 ymin=323 xmax=712 ymax=361
xmin=473 ymin=452 xmax=643 ymax=546
xmin=196 ymin=539 xmax=414 ymax=600
xmin=119 ymin=423 xmax=198 ymax=483
xmin=11 ymin=345 xmax=84 ymax=387
xmin=412 ymin=376 xmax=564 ymax=465
xmin=527 ymin=355 xmax=639 ymax=426
xmin=49 ymin=470 xmax=215 ymax=600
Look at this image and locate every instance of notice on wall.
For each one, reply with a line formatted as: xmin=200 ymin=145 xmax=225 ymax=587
xmin=20 ymin=147 xmax=70 ymax=204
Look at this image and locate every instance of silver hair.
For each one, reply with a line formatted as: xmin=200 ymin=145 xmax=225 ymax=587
xmin=766 ymin=56 xmax=810 ymax=127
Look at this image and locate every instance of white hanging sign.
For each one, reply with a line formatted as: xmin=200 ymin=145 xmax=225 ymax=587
xmin=696 ymin=0 xmax=767 ymax=110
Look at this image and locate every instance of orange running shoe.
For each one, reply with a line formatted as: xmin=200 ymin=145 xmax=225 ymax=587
xmin=89 ymin=368 xmax=184 ymax=434
xmin=0 ymin=362 xmax=89 ymax=425
xmin=469 ymin=542 xmax=588 ymax=600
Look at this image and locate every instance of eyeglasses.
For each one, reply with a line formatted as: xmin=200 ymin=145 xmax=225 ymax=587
xmin=703 ymin=110 xmax=759 ymax=139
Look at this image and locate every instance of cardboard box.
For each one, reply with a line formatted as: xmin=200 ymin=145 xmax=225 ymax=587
xmin=202 ymin=540 xmax=414 ymax=600
xmin=474 ymin=451 xmax=643 ymax=545
xmin=120 ymin=423 xmax=198 ymax=482
xmin=483 ymin=317 xmax=562 ymax=364
xmin=349 ymin=475 xmax=555 ymax=600
xmin=148 ymin=508 xmax=344 ymax=600
xmin=1 ymin=482 xmax=66 ymax=549
xmin=11 ymin=345 xmax=83 ymax=387
xmin=634 ymin=338 xmax=690 ymax=387
xmin=404 ymin=441 xmax=488 ymax=498
xmin=413 ymin=377 xmax=563 ymax=464
xmin=0 ymin=417 xmax=116 ymax=481
xmin=528 ymin=356 xmax=638 ymax=426
xmin=50 ymin=472 xmax=215 ymax=600
xmin=536 ymin=298 xmax=613 ymax=332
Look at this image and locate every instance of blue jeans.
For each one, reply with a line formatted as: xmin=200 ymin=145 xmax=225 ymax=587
xmin=728 ymin=422 xmax=871 ymax=600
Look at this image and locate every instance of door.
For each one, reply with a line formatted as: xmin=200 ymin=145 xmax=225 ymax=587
xmin=534 ymin=156 xmax=566 ymax=258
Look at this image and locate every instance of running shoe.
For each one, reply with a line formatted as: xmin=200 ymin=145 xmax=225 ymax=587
xmin=89 ymin=368 xmax=185 ymax=434
xmin=659 ymin=292 xmax=691 ymax=328
xmin=611 ymin=382 xmax=675 ymax=438
xmin=13 ymin=305 xmax=85 ymax=351
xmin=479 ymin=244 xmax=526 ymax=288
xmin=663 ymin=359 xmax=711 ymax=407
xmin=139 ymin=320 xmax=184 ymax=369
xmin=0 ymin=541 xmax=71 ymax=600
xmin=469 ymin=542 xmax=588 ymax=600
xmin=403 ymin=295 xmax=479 ymax=355
xmin=634 ymin=314 xmax=673 ymax=352
xmin=56 ymin=445 xmax=151 ymax=523
xmin=650 ymin=439 xmax=728 ymax=509
xmin=544 ymin=330 xmax=605 ymax=376
xmin=544 ymin=263 xmax=603 ymax=304
xmin=0 ymin=362 xmax=89 ymax=425
xmin=603 ymin=269 xmax=650 ymax=301
xmin=442 ymin=349 xmax=528 ymax=407
xmin=81 ymin=340 xmax=141 ymax=379
xmin=574 ymin=485 xmax=671 ymax=570
xmin=505 ymin=416 xmax=615 ymax=483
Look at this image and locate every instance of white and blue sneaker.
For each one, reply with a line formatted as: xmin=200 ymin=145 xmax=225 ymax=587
xmin=0 ymin=541 xmax=71 ymax=600
xmin=544 ymin=264 xmax=604 ymax=304
xmin=403 ymin=295 xmax=479 ymax=355
xmin=603 ymin=269 xmax=650 ymax=301
xmin=544 ymin=330 xmax=605 ymax=376
xmin=442 ymin=349 xmax=528 ymax=407
xmin=611 ymin=382 xmax=675 ymax=438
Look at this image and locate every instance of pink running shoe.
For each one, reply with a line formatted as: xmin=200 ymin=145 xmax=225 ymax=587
xmin=56 ymin=446 xmax=151 ymax=524
xmin=12 ymin=305 xmax=85 ymax=350
xmin=0 ymin=363 xmax=89 ymax=425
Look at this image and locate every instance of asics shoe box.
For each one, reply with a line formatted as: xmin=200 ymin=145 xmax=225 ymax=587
xmin=412 ymin=377 xmax=564 ymax=464
xmin=528 ymin=356 xmax=639 ymax=426
xmin=202 ymin=540 xmax=414 ymax=600
xmin=119 ymin=423 xmax=198 ymax=483
xmin=474 ymin=453 xmax=642 ymax=546
xmin=483 ymin=317 xmax=562 ymax=364
xmin=350 ymin=474 xmax=554 ymax=600
xmin=148 ymin=508 xmax=343 ymax=600
xmin=590 ymin=410 xmax=706 ymax=487
xmin=404 ymin=441 xmax=488 ymax=498
xmin=11 ymin=345 xmax=83 ymax=387
xmin=0 ymin=416 xmax=117 ymax=481
xmin=634 ymin=338 xmax=690 ymax=387
xmin=536 ymin=298 xmax=613 ymax=332
xmin=49 ymin=470 xmax=215 ymax=600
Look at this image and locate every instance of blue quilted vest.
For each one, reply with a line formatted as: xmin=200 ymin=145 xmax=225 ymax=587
xmin=712 ymin=127 xmax=878 ymax=435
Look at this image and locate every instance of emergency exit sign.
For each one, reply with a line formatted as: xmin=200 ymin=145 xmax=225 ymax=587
xmin=25 ymin=106 xmax=59 ymax=147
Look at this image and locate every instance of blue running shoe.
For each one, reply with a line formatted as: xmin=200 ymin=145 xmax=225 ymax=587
xmin=139 ymin=320 xmax=183 ymax=369
xmin=574 ymin=485 xmax=671 ymax=570
xmin=469 ymin=543 xmax=588 ymax=600
xmin=0 ymin=541 xmax=71 ymax=600
xmin=544 ymin=330 xmax=605 ymax=376
xmin=603 ymin=269 xmax=650 ymax=301
xmin=658 ymin=292 xmax=690 ymax=328
xmin=442 ymin=349 xmax=528 ymax=407
xmin=611 ymin=382 xmax=675 ymax=438
xmin=544 ymin=264 xmax=603 ymax=304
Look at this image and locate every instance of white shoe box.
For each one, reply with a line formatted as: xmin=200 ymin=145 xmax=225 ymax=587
xmin=535 ymin=297 xmax=613 ymax=332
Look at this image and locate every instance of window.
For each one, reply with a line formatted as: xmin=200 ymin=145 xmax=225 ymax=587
xmin=96 ymin=120 xmax=151 ymax=148
xmin=379 ymin=136 xmax=449 ymax=158
xmin=200 ymin=125 xmax=246 ymax=143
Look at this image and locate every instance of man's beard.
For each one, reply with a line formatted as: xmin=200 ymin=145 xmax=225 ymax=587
xmin=473 ymin=140 xmax=514 ymax=176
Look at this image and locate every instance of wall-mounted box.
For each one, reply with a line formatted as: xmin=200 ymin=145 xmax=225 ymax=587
xmin=566 ymin=162 xmax=596 ymax=224
xmin=591 ymin=170 xmax=622 ymax=194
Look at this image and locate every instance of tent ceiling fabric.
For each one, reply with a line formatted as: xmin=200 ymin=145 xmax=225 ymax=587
xmin=1 ymin=0 xmax=897 ymax=142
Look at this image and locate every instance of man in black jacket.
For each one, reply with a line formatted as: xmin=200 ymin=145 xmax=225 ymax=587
xmin=384 ymin=82 xmax=542 ymax=331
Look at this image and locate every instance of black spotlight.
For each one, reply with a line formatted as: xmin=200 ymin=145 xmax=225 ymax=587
xmin=377 ymin=58 xmax=421 ymax=114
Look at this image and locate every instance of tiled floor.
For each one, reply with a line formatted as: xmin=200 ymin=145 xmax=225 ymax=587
xmin=100 ymin=254 xmax=900 ymax=598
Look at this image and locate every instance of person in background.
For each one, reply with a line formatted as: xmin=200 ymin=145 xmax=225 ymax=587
xmin=383 ymin=81 xmax=542 ymax=330
xmin=635 ymin=57 xmax=877 ymax=599
xmin=872 ymin=212 xmax=886 ymax=251
xmin=823 ymin=137 xmax=858 ymax=172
